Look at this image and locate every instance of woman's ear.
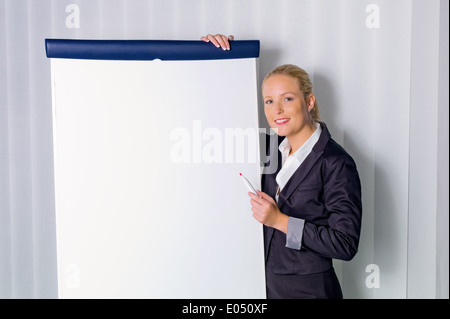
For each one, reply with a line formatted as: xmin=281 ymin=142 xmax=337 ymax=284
xmin=307 ymin=94 xmax=316 ymax=112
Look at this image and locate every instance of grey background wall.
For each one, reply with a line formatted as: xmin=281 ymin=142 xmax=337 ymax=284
xmin=0 ymin=0 xmax=448 ymax=299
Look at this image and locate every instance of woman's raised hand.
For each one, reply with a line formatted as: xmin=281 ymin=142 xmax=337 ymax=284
xmin=200 ymin=34 xmax=234 ymax=50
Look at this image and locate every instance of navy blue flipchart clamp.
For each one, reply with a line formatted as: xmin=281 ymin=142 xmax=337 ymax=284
xmin=45 ymin=39 xmax=260 ymax=61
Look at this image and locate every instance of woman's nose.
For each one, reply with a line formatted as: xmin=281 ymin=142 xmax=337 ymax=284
xmin=273 ymin=101 xmax=283 ymax=114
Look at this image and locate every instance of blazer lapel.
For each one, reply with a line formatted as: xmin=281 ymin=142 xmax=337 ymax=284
xmin=276 ymin=150 xmax=323 ymax=210
xmin=277 ymin=122 xmax=331 ymax=210
xmin=262 ymin=134 xmax=284 ymax=198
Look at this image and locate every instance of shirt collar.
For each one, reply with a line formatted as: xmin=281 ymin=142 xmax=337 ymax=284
xmin=278 ymin=122 xmax=322 ymax=161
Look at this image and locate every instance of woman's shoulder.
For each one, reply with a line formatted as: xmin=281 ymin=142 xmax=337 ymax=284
xmin=322 ymin=138 xmax=358 ymax=168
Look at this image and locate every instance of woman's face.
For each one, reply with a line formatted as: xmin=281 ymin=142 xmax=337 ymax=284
xmin=263 ymin=74 xmax=313 ymax=140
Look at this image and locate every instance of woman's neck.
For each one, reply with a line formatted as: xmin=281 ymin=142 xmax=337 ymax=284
xmin=287 ymin=123 xmax=317 ymax=156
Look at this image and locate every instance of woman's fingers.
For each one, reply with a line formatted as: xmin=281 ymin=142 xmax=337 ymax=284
xmin=200 ymin=34 xmax=234 ymax=50
xmin=210 ymin=34 xmax=229 ymax=50
xmin=218 ymin=34 xmax=230 ymax=50
xmin=200 ymin=34 xmax=216 ymax=45
xmin=248 ymin=191 xmax=263 ymax=202
xmin=207 ymin=34 xmax=221 ymax=48
xmin=249 ymin=191 xmax=275 ymax=211
xmin=256 ymin=190 xmax=270 ymax=200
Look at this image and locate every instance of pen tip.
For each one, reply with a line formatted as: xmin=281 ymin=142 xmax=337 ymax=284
xmin=239 ymin=173 xmax=242 ymax=176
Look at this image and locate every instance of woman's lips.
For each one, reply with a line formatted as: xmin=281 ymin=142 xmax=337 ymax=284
xmin=275 ymin=118 xmax=290 ymax=125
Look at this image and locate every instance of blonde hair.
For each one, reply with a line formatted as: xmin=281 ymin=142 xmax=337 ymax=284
xmin=262 ymin=64 xmax=320 ymax=123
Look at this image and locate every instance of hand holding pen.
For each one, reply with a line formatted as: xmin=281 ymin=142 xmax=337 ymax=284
xmin=240 ymin=173 xmax=288 ymax=234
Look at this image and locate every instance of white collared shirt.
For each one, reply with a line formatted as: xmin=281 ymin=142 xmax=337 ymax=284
xmin=275 ymin=123 xmax=322 ymax=202
xmin=275 ymin=123 xmax=322 ymax=250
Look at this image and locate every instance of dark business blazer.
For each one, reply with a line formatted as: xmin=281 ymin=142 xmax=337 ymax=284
xmin=262 ymin=122 xmax=362 ymax=276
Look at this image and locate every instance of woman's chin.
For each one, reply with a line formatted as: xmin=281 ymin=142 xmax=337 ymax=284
xmin=270 ymin=127 xmax=288 ymax=137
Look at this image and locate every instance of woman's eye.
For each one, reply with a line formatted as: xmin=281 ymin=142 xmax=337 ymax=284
xmin=264 ymin=100 xmax=273 ymax=105
xmin=285 ymin=97 xmax=294 ymax=102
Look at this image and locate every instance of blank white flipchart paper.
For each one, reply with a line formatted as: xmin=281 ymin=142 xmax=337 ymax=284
xmin=50 ymin=57 xmax=265 ymax=298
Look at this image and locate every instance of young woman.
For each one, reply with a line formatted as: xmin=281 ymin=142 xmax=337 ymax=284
xmin=202 ymin=34 xmax=362 ymax=299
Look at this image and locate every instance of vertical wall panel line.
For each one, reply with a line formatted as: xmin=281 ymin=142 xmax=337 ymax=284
xmin=5 ymin=0 xmax=34 ymax=298
xmin=0 ymin=0 xmax=12 ymax=299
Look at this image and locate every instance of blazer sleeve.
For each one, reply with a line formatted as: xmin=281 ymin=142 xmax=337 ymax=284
xmin=302 ymin=154 xmax=362 ymax=261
